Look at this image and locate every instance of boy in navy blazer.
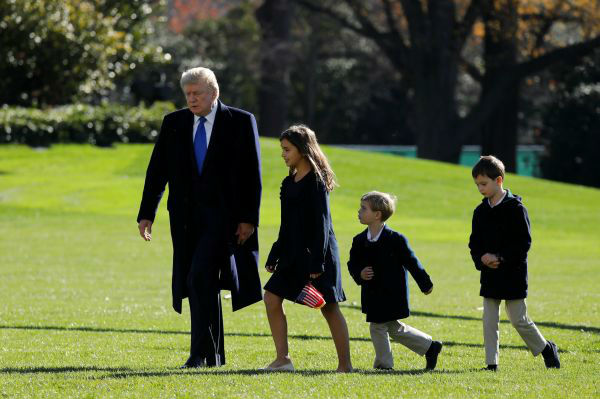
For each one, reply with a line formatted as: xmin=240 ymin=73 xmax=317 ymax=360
xmin=469 ymin=155 xmax=560 ymax=371
xmin=348 ymin=191 xmax=442 ymax=370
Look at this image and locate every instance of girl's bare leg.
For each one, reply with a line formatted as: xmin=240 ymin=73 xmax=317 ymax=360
xmin=321 ymin=303 xmax=353 ymax=372
xmin=264 ymin=290 xmax=292 ymax=367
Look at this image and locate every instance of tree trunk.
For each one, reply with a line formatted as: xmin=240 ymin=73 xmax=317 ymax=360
xmin=480 ymin=81 xmax=519 ymax=172
xmin=302 ymin=15 xmax=322 ymax=128
xmin=255 ymin=0 xmax=293 ymax=137
xmin=413 ymin=65 xmax=462 ymax=163
xmin=413 ymin=1 xmax=461 ymax=163
xmin=480 ymin=0 xmax=519 ymax=172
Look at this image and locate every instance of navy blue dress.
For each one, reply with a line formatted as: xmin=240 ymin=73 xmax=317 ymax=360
xmin=264 ymin=171 xmax=346 ymax=304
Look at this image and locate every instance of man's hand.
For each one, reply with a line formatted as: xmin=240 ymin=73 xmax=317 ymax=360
xmin=481 ymin=253 xmax=500 ymax=269
xmin=138 ymin=219 xmax=153 ymax=241
xmin=236 ymin=223 xmax=255 ymax=245
xmin=265 ymin=264 xmax=276 ymax=273
xmin=360 ymin=266 xmax=374 ymax=281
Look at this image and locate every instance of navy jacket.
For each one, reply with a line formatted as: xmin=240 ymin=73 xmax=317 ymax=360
xmin=137 ymin=101 xmax=263 ymax=313
xmin=348 ymin=226 xmax=433 ymax=323
xmin=266 ymin=171 xmax=339 ymax=278
xmin=468 ymin=190 xmax=530 ymax=299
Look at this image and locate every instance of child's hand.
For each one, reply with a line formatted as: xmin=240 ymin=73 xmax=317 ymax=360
xmin=265 ymin=264 xmax=276 ymax=273
xmin=487 ymin=260 xmax=500 ymax=268
xmin=309 ymin=272 xmax=323 ymax=279
xmin=360 ymin=267 xmax=374 ymax=281
xmin=481 ymin=253 xmax=500 ymax=269
xmin=424 ymin=287 xmax=433 ymax=295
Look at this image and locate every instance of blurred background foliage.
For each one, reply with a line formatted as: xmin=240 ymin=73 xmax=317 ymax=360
xmin=540 ymin=50 xmax=600 ymax=188
xmin=0 ymin=0 xmax=171 ymax=106
xmin=0 ymin=102 xmax=175 ymax=147
xmin=1 ymin=0 xmax=599 ymax=187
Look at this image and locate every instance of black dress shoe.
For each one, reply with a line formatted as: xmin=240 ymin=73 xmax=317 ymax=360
xmin=541 ymin=340 xmax=561 ymax=369
xmin=482 ymin=364 xmax=498 ymax=372
xmin=425 ymin=340 xmax=443 ymax=370
xmin=180 ymin=357 xmax=207 ymax=369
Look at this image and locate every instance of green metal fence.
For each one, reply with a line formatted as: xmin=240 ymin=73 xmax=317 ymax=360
xmin=337 ymin=145 xmax=544 ymax=177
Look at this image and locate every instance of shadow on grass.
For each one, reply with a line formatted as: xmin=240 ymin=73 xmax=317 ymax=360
xmin=0 ymin=324 xmax=187 ymax=335
xmin=94 ymin=367 xmax=468 ymax=379
xmin=0 ymin=365 xmax=466 ymax=379
xmin=3 ymin=306 xmax=598 ymax=338
xmin=0 ymin=323 xmax=563 ymax=355
xmin=0 ymin=324 xmax=529 ymax=350
xmin=0 ymin=324 xmax=357 ymax=341
xmin=0 ymin=366 xmax=136 ymax=374
xmin=225 ymin=333 xmax=533 ymax=351
xmin=341 ymin=305 xmax=600 ymax=334
xmin=0 ymin=322 xmax=593 ymax=353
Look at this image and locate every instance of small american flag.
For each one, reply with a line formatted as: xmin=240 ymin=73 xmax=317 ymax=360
xmin=296 ymin=282 xmax=326 ymax=309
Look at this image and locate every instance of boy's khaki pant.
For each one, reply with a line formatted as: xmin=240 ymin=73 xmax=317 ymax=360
xmin=370 ymin=320 xmax=433 ymax=369
xmin=483 ymin=297 xmax=547 ymax=366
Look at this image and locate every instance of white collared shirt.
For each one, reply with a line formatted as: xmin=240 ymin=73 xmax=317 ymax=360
xmin=367 ymin=224 xmax=385 ymax=242
xmin=193 ymin=102 xmax=218 ymax=146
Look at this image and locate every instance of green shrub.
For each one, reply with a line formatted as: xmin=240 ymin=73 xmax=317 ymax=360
xmin=0 ymin=102 xmax=175 ymax=147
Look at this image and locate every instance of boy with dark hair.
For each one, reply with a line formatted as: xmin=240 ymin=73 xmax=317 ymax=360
xmin=348 ymin=191 xmax=443 ymax=371
xmin=469 ymin=155 xmax=560 ymax=371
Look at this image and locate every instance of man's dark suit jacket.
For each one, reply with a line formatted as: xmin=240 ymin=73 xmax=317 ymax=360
xmin=137 ymin=101 xmax=262 ymax=313
xmin=347 ymin=226 xmax=433 ymax=323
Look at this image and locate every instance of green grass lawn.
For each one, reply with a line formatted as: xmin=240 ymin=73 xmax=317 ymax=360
xmin=1 ymin=141 xmax=599 ymax=398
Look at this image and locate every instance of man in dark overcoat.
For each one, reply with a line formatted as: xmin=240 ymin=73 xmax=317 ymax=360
xmin=137 ymin=67 xmax=262 ymax=368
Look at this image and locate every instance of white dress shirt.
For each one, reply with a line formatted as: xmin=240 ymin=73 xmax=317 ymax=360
xmin=193 ymin=101 xmax=218 ymax=146
xmin=367 ymin=224 xmax=385 ymax=242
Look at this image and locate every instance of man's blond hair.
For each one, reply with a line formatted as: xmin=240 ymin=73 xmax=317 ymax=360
xmin=180 ymin=67 xmax=220 ymax=97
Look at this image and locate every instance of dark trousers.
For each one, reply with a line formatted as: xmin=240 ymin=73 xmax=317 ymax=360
xmin=186 ymin=206 xmax=226 ymax=366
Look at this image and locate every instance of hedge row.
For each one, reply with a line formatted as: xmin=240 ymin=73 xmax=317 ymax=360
xmin=0 ymin=102 xmax=176 ymax=147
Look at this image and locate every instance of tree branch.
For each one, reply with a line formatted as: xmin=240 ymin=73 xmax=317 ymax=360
xmin=461 ymin=57 xmax=484 ymax=83
xmin=531 ymin=17 xmax=555 ymax=53
xmin=381 ymin=0 xmax=405 ymax=45
xmin=515 ymin=35 xmax=600 ymax=79
xmin=294 ymin=0 xmax=368 ymax=37
xmin=527 ymin=0 xmax=580 ymax=54
xmin=295 ymin=0 xmax=408 ymax=70
xmin=458 ymin=35 xmax=600 ymax=142
xmin=456 ymin=0 xmax=482 ymax=50
xmin=344 ymin=1 xmax=388 ymax=40
xmin=344 ymin=0 xmax=408 ymax=64
xmin=520 ymin=13 xmax=582 ymax=23
xmin=398 ymin=0 xmax=426 ymax=46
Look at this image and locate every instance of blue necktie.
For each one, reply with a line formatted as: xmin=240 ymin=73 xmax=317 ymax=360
xmin=194 ymin=116 xmax=207 ymax=175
